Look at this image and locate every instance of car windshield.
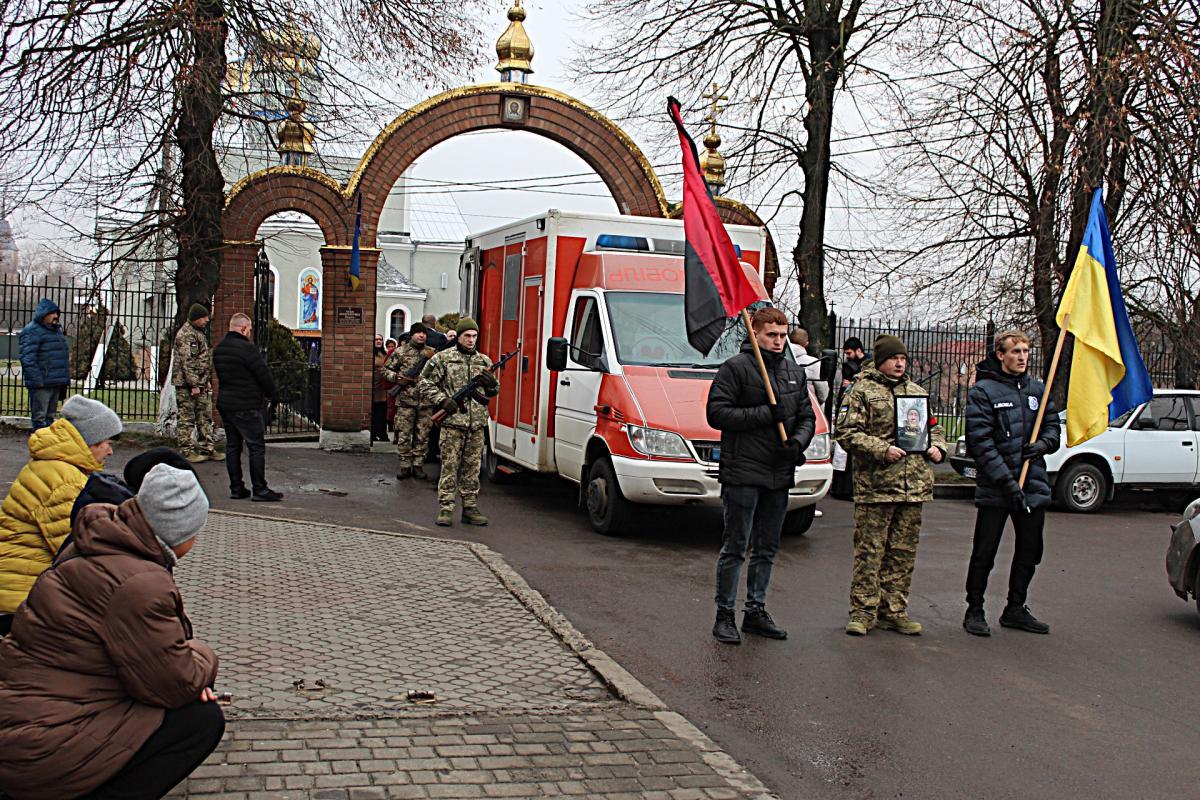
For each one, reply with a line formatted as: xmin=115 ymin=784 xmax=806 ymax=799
xmin=604 ymin=291 xmax=788 ymax=368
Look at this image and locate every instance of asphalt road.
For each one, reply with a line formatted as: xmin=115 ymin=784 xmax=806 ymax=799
xmin=4 ymin=436 xmax=1198 ymax=799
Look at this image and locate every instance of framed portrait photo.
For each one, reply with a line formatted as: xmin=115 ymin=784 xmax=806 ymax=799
xmin=895 ymin=396 xmax=931 ymax=453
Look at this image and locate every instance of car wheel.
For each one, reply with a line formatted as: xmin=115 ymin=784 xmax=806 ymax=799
xmin=1194 ymin=565 xmax=1200 ymax=620
xmin=782 ymin=506 xmax=816 ymax=536
xmin=1055 ymin=461 xmax=1107 ymax=513
xmin=585 ymin=457 xmax=632 ymax=536
xmin=482 ymin=434 xmax=508 ymax=484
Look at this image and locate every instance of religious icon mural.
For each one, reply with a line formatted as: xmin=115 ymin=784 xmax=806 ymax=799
xmin=298 ymin=268 xmax=321 ymax=330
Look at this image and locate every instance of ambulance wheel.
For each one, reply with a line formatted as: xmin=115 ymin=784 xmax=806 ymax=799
xmin=783 ymin=506 xmax=816 ymax=536
xmin=482 ymin=434 xmax=509 ymax=484
xmin=586 ymin=457 xmax=632 ymax=536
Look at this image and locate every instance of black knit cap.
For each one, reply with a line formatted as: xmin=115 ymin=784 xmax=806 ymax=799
xmin=123 ymin=447 xmax=195 ymax=492
xmin=188 ymin=303 xmax=209 ymax=322
xmin=409 ymin=322 xmax=428 ymax=335
xmin=873 ymin=334 xmax=908 ymax=365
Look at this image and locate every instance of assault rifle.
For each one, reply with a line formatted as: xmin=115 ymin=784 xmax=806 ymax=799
xmin=431 ymin=348 xmax=519 ymax=426
xmin=386 ymin=350 xmax=432 ymax=396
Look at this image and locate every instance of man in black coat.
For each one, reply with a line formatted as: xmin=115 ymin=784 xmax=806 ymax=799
xmin=706 ymin=307 xmax=816 ymax=644
xmin=213 ymin=313 xmax=282 ymax=502
xmin=963 ymin=329 xmax=1060 ymax=636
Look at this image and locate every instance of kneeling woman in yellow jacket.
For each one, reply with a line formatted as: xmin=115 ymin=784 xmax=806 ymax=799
xmin=0 ymin=395 xmax=122 ymax=632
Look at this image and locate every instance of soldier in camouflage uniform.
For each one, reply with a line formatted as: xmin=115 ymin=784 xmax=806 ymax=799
xmin=419 ymin=318 xmax=499 ymax=527
xmin=383 ymin=322 xmax=437 ymax=480
xmin=171 ymin=304 xmax=221 ymax=463
xmin=834 ymin=334 xmax=947 ymax=636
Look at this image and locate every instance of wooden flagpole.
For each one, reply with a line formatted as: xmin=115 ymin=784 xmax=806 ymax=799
xmin=1018 ymin=312 xmax=1069 ymax=488
xmin=741 ymin=308 xmax=789 ymax=443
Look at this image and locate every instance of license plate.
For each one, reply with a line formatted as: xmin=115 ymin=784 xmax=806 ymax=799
xmin=711 ymin=446 xmax=720 ymax=462
xmin=963 ymin=467 xmax=977 ymax=479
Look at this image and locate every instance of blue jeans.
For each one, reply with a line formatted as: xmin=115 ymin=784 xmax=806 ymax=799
xmin=29 ymin=386 xmax=60 ymax=430
xmin=715 ymin=485 xmax=789 ymax=611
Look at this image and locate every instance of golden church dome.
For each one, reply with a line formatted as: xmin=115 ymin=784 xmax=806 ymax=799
xmin=495 ymin=1 xmax=534 ymax=82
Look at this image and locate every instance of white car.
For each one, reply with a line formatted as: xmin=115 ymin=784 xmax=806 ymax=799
xmin=950 ymin=389 xmax=1200 ymax=512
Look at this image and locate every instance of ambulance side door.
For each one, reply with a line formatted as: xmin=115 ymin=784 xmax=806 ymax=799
xmin=554 ymin=293 xmax=608 ymax=482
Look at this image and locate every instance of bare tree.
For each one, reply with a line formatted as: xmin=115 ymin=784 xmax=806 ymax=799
xmin=572 ymin=0 xmax=920 ymax=350
xmin=0 ymin=1 xmax=494 ymax=325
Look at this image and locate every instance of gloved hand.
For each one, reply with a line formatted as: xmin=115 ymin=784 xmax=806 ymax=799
xmin=476 ymin=371 xmax=499 ymax=391
xmin=785 ymin=439 xmax=807 ymax=467
xmin=770 ymin=404 xmax=788 ymax=424
xmin=439 ymin=397 xmax=459 ymax=415
xmin=1002 ymin=479 xmax=1030 ymax=515
xmin=1021 ymin=441 xmax=1049 ymax=462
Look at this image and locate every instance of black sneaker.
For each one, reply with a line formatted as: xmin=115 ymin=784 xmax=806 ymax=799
xmin=712 ymin=609 xmax=741 ymax=644
xmin=742 ymin=608 xmax=788 ymax=639
xmin=230 ymin=487 xmax=251 ymax=500
xmin=963 ymin=606 xmax=991 ymax=637
xmin=251 ymin=489 xmax=284 ymax=502
xmin=999 ymin=605 xmax=1050 ymax=634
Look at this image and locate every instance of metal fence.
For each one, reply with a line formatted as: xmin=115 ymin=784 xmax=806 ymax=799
xmin=1 ymin=276 xmax=321 ymax=436
xmin=2 ymin=276 xmax=175 ymax=423
xmin=829 ymin=316 xmax=1181 ymax=439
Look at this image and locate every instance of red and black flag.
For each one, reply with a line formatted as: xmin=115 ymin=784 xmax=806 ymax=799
xmin=668 ymin=96 xmax=762 ymax=354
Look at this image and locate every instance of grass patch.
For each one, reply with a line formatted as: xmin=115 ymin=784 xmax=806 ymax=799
xmin=1 ymin=378 xmax=160 ymax=421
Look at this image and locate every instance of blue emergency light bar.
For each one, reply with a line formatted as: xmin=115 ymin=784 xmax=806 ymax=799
xmin=596 ymin=234 xmax=649 ymax=251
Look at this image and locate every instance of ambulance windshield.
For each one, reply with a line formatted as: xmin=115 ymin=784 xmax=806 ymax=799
xmin=605 ymin=292 xmax=789 ymax=368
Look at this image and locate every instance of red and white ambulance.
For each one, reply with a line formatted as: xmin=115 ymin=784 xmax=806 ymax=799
xmin=460 ymin=210 xmax=832 ymax=535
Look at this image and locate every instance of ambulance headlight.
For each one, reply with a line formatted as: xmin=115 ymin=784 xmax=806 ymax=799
xmin=804 ymin=433 xmax=830 ymax=461
xmin=626 ymin=425 xmax=690 ymax=458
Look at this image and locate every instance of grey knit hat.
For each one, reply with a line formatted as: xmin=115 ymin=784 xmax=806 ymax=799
xmin=138 ymin=464 xmax=209 ymax=548
xmin=61 ymin=395 xmax=123 ymax=446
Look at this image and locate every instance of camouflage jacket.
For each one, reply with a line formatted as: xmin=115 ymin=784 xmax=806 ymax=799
xmin=419 ymin=346 xmax=495 ymax=429
xmin=834 ymin=366 xmax=947 ymax=503
xmin=171 ymin=322 xmax=212 ymax=389
xmin=382 ymin=342 xmax=436 ymax=407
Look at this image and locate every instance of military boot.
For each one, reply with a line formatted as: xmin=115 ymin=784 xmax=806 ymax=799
xmin=877 ymin=613 xmax=923 ymax=635
xmin=186 ymin=452 xmax=209 ymax=464
xmin=845 ymin=614 xmax=872 ymax=636
xmin=712 ymin=609 xmax=740 ymax=644
xmin=209 ymin=451 xmax=226 ymax=462
xmin=742 ymin=608 xmax=787 ymax=639
xmin=963 ymin=606 xmax=991 ymax=637
xmin=396 ymin=466 xmax=412 ymax=480
xmin=411 ymin=465 xmax=427 ymax=480
xmin=436 ymin=506 xmax=453 ymax=527
xmin=461 ymin=506 xmax=488 ymax=526
xmin=999 ymin=604 xmax=1050 ymax=634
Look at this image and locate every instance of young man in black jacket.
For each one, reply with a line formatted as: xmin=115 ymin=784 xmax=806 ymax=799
xmin=213 ymin=313 xmax=282 ymax=502
xmin=706 ymin=307 xmax=816 ymax=644
xmin=963 ymin=330 xmax=1060 ymax=636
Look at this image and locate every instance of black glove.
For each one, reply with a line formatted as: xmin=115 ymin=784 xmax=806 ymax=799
xmin=439 ymin=397 xmax=459 ymax=415
xmin=783 ymin=439 xmax=802 ymax=464
xmin=476 ymin=371 xmax=499 ymax=391
xmin=770 ymin=404 xmax=788 ymax=424
xmin=1001 ymin=479 xmax=1030 ymax=515
xmin=1021 ymin=441 xmax=1049 ymax=462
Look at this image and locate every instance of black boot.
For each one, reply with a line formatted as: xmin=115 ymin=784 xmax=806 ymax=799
xmin=999 ymin=604 xmax=1050 ymax=634
xmin=963 ymin=606 xmax=991 ymax=636
xmin=742 ymin=607 xmax=787 ymax=639
xmin=396 ymin=466 xmax=412 ymax=480
xmin=411 ymin=465 xmax=427 ymax=480
xmin=712 ymin=609 xmax=741 ymax=644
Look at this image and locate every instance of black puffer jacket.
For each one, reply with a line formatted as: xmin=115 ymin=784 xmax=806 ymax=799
xmin=707 ymin=343 xmax=817 ymax=490
xmin=966 ymin=355 xmax=1060 ymax=509
xmin=213 ymin=331 xmax=276 ymax=412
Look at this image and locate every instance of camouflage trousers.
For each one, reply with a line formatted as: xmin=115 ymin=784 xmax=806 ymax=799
xmin=438 ymin=426 xmax=484 ymax=510
xmin=394 ymin=404 xmax=433 ymax=468
xmin=850 ymin=502 xmax=923 ymax=620
xmin=176 ymin=388 xmax=214 ymax=455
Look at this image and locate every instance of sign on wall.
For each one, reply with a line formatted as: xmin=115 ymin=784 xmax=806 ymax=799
xmin=298 ymin=268 xmax=321 ymax=330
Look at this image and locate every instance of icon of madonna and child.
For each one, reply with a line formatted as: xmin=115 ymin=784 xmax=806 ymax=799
xmin=299 ymin=269 xmax=321 ymax=330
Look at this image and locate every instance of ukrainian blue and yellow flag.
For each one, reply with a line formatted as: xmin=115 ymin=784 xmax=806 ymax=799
xmin=349 ymin=191 xmax=362 ymax=290
xmin=1056 ymin=188 xmax=1152 ymax=446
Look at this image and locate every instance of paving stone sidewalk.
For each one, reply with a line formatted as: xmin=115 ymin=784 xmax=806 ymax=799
xmin=169 ymin=511 xmax=775 ymax=799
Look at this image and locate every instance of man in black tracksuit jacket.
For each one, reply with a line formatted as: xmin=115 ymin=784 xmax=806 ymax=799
xmin=213 ymin=312 xmax=281 ymax=502
xmin=706 ymin=307 xmax=816 ymax=644
xmin=963 ymin=330 xmax=1060 ymax=636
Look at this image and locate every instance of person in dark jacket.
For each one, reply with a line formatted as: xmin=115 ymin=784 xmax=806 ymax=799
xmin=963 ymin=330 xmax=1060 ymax=636
xmin=421 ymin=314 xmax=451 ymax=351
xmin=69 ymin=447 xmax=196 ymax=528
xmin=19 ymin=298 xmax=70 ymax=431
xmin=706 ymin=307 xmax=816 ymax=644
xmin=0 ymin=465 xmax=223 ymax=800
xmin=213 ymin=312 xmax=282 ymax=502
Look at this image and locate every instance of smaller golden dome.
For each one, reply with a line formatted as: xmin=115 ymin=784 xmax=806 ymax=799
xmin=699 ymin=131 xmax=726 ymax=192
xmin=277 ymin=93 xmax=316 ymax=166
xmin=495 ymin=0 xmax=534 ymax=80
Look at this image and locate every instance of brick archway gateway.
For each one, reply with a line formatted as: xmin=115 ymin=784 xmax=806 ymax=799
xmin=218 ymin=83 xmax=775 ymax=448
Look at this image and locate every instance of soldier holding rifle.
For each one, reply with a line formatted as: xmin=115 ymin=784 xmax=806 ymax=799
xmin=383 ymin=322 xmax=437 ymax=481
xmin=419 ymin=318 xmax=500 ymax=527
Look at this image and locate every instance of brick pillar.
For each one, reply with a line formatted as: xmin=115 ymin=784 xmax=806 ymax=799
xmin=317 ymin=245 xmax=379 ymax=451
xmin=212 ymin=242 xmax=261 ymax=430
